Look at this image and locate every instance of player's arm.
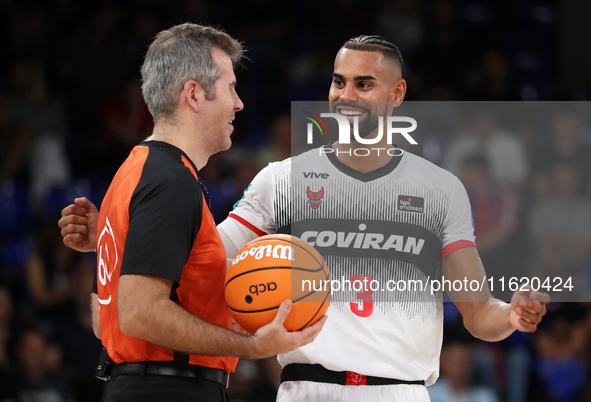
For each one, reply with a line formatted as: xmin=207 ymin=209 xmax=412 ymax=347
xmin=218 ymin=163 xmax=276 ymax=264
xmin=118 ymin=273 xmax=325 ymax=359
xmin=218 ymin=217 xmax=260 ymax=265
xmin=444 ymin=247 xmax=549 ymax=342
xmin=442 ymin=177 xmax=548 ymax=341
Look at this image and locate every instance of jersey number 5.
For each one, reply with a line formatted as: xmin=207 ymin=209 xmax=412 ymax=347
xmin=350 ymin=275 xmax=374 ymax=317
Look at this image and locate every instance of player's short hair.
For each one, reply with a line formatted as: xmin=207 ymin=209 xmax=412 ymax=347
xmin=141 ymin=23 xmax=244 ymax=122
xmin=341 ymin=35 xmax=404 ymax=76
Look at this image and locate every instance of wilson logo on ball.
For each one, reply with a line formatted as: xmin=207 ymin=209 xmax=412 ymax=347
xmin=231 ymin=244 xmax=295 ymax=267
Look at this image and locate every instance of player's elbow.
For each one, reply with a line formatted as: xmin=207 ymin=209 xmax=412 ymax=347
xmin=462 ymin=315 xmax=507 ymax=342
xmin=461 ymin=316 xmax=480 ymax=339
xmin=462 ymin=319 xmax=490 ymax=341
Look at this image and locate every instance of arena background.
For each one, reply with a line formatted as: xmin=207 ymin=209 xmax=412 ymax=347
xmin=0 ymin=0 xmax=590 ymax=401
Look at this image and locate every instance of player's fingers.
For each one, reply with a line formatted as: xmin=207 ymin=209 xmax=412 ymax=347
xmin=271 ymin=299 xmax=293 ymax=327
xmin=517 ymin=299 xmax=548 ymax=316
xmin=75 ymin=197 xmax=98 ymax=214
xmin=57 ymin=216 xmax=68 ymax=231
xmin=63 ymin=233 xmax=83 ymax=245
xmin=61 ymin=204 xmax=85 ymax=218
xmin=511 ymin=290 xmax=530 ymax=305
xmin=60 ymin=222 xmax=89 ymax=237
xmin=527 ymin=301 xmax=548 ymax=316
xmin=58 ymin=214 xmax=88 ymax=229
xmin=513 ymin=287 xmax=550 ymax=305
xmin=517 ymin=317 xmax=537 ymax=332
xmin=521 ymin=298 xmax=549 ymax=316
xmin=515 ymin=307 xmax=542 ymax=325
xmin=530 ymin=291 xmax=550 ymax=304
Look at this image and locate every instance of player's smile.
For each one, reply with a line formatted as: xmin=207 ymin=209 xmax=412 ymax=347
xmin=333 ymin=102 xmax=371 ymax=125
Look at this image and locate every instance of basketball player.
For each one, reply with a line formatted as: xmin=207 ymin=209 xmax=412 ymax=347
xmin=216 ymin=35 xmax=549 ymax=401
xmin=60 ymin=35 xmax=548 ymax=401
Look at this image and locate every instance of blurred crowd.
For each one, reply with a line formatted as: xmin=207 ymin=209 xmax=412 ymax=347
xmin=1 ymin=0 xmax=590 ymax=401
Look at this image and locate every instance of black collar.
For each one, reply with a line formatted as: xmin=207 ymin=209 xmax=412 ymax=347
xmin=323 ymin=142 xmax=404 ymax=182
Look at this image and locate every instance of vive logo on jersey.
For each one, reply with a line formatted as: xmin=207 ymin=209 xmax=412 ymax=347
xmin=397 ymin=195 xmax=424 ymax=213
xmin=302 ymin=172 xmax=329 ymax=179
xmin=306 ymin=187 xmax=325 ymax=210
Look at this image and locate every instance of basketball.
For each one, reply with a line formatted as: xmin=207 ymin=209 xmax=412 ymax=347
xmin=225 ymin=234 xmax=331 ymax=334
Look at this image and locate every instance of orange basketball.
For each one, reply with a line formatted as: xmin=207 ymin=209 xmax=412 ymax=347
xmin=225 ymin=234 xmax=331 ymax=334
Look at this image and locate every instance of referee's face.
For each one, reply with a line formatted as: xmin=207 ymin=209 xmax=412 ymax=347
xmin=329 ymin=49 xmax=406 ymax=138
xmin=199 ymin=48 xmax=244 ymax=153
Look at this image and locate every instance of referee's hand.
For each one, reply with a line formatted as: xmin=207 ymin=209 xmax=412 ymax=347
xmin=251 ymin=300 xmax=327 ymax=358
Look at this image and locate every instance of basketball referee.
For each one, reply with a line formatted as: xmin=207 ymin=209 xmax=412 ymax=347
xmin=59 ymin=23 xmax=325 ymax=402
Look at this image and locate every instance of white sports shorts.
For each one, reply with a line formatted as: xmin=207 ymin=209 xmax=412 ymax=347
xmin=277 ymin=381 xmax=431 ymax=402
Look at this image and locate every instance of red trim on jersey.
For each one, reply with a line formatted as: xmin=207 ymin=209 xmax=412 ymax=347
xmin=345 ymin=371 xmax=367 ymax=386
xmin=442 ymin=240 xmax=476 ymax=258
xmin=229 ymin=213 xmax=268 ymax=236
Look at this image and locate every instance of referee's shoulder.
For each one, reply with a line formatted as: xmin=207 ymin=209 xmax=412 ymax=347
xmin=141 ymin=151 xmax=201 ymax=193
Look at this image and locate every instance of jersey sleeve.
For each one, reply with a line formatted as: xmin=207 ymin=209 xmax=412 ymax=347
xmin=441 ymin=176 xmax=476 ymax=258
xmin=121 ymin=167 xmax=202 ymax=283
xmin=228 ymin=164 xmax=275 ymax=235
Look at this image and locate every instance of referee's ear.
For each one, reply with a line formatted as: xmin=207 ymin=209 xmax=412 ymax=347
xmin=181 ymin=80 xmax=205 ymax=113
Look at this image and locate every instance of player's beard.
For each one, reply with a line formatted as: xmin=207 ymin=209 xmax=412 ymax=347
xmin=357 ymin=112 xmax=379 ymax=139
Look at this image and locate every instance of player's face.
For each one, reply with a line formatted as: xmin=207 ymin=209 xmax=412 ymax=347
xmin=201 ymin=47 xmax=244 ymax=152
xmin=329 ymin=49 xmax=405 ymax=138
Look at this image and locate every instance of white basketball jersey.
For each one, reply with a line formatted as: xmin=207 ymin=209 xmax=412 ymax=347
xmin=230 ymin=144 xmax=475 ymax=385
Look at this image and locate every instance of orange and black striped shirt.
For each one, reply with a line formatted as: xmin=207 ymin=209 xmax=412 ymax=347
xmin=95 ymin=140 xmax=237 ymax=372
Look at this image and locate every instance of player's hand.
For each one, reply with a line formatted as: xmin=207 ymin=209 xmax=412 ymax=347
xmin=58 ymin=197 xmax=99 ymax=252
xmin=251 ymin=300 xmax=327 ymax=358
xmin=509 ymin=286 xmax=550 ymax=332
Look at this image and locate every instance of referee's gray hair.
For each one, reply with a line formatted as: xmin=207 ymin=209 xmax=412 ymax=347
xmin=141 ymin=23 xmax=244 ymax=122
